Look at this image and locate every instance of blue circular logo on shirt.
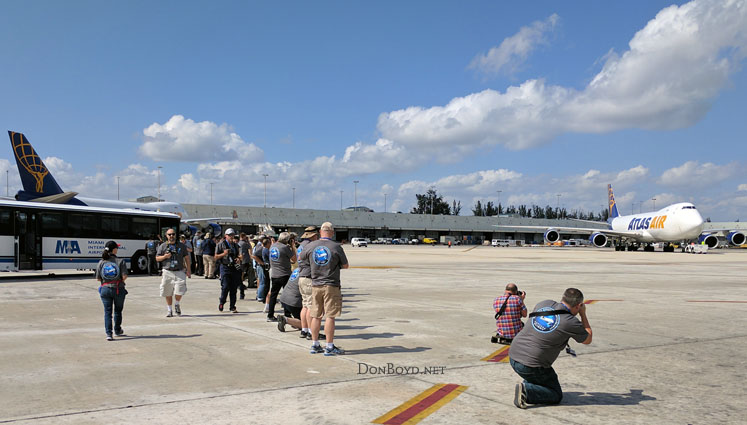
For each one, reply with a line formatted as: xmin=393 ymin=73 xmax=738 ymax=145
xmin=270 ymin=247 xmax=280 ymax=261
xmin=313 ymin=246 xmax=331 ymax=266
xmin=290 ymin=268 xmax=300 ymax=280
xmin=296 ymin=245 xmax=303 ymax=257
xmin=102 ymin=262 xmax=119 ymax=280
xmin=531 ymin=307 xmax=560 ymax=333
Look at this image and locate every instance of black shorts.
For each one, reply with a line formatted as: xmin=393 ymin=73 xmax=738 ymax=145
xmin=281 ymin=302 xmax=301 ymax=319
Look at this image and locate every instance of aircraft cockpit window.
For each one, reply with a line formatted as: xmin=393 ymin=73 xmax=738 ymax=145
xmin=681 ymin=206 xmax=696 ymax=210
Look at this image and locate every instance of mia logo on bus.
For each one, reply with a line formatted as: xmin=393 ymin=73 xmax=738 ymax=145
xmin=55 ymin=240 xmax=81 ymax=254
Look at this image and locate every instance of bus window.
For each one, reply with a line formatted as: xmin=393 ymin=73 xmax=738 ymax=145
xmin=0 ymin=209 xmax=11 ymax=235
xmin=68 ymin=213 xmax=100 ymax=237
xmin=41 ymin=212 xmax=65 ymax=236
xmin=131 ymin=217 xmax=158 ymax=239
xmin=101 ymin=215 xmax=130 ymax=239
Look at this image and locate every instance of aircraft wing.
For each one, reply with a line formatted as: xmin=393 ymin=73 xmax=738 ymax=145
xmin=29 ymin=191 xmax=79 ymax=204
xmin=493 ymin=225 xmax=643 ymax=239
xmin=182 ymin=217 xmax=234 ymax=224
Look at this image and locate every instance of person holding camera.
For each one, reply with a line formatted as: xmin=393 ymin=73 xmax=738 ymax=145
xmin=266 ymin=232 xmax=296 ymax=322
xmin=215 ymin=228 xmax=242 ymax=313
xmin=96 ymin=241 xmax=128 ymax=341
xmin=493 ymin=283 xmax=527 ymax=344
xmin=156 ymin=229 xmax=191 ymax=317
xmin=508 ymin=287 xmax=593 ymax=409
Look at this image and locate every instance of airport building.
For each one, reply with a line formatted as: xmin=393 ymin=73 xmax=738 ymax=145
xmin=182 ymin=203 xmax=609 ymax=244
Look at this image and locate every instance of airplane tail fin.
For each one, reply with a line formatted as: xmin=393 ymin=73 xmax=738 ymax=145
xmin=8 ymin=131 xmax=65 ymax=200
xmin=607 ymin=184 xmax=620 ymax=219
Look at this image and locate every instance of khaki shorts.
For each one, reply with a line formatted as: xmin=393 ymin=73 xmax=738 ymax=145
xmin=310 ymin=285 xmax=342 ymax=318
xmin=160 ymin=270 xmax=188 ymax=297
xmin=298 ymin=277 xmax=313 ymax=308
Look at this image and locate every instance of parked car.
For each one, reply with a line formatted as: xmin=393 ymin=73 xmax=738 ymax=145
xmin=351 ymin=238 xmax=368 ymax=247
xmin=422 ymin=238 xmax=438 ymax=245
xmin=409 ymin=239 xmax=419 ymax=245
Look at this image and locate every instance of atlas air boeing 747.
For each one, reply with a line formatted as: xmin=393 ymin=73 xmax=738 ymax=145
xmin=495 ymin=185 xmax=745 ymax=252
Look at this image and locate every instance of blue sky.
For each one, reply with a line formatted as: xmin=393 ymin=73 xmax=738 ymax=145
xmin=0 ymin=0 xmax=745 ymax=220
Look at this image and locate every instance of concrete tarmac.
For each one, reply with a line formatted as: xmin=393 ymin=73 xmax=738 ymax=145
xmin=0 ymin=246 xmax=745 ymax=424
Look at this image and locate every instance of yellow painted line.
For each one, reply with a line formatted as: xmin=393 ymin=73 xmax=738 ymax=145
xmin=372 ymin=383 xmax=468 ymax=425
xmin=481 ymin=345 xmax=511 ymax=363
xmin=462 ymin=246 xmax=478 ymax=252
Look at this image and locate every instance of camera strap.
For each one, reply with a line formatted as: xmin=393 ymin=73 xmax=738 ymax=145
xmin=494 ymin=295 xmax=512 ymax=320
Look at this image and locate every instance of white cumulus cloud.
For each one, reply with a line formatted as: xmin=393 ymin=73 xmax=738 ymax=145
xmin=659 ymin=160 xmax=739 ymax=186
xmin=469 ymin=14 xmax=559 ymax=77
xmin=139 ymin=115 xmax=264 ymax=162
xmin=379 ymin=0 xmax=747 ymax=152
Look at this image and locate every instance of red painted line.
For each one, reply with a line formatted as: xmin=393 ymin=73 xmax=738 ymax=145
xmin=686 ymin=300 xmax=747 ymax=303
xmin=487 ymin=350 xmax=510 ymax=363
xmin=584 ymin=299 xmax=624 ymax=304
xmin=383 ymin=384 xmax=461 ymax=425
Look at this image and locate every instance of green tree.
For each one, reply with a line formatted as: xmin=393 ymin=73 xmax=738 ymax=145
xmin=451 ymin=200 xmax=462 ymax=216
xmin=411 ymin=188 xmax=451 ymax=215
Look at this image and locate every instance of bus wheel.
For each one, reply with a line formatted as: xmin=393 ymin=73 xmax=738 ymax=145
xmin=131 ymin=253 xmax=148 ymax=274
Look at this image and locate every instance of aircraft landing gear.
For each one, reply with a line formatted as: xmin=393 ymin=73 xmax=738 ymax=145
xmin=643 ymin=244 xmax=655 ymax=252
xmin=626 ymin=243 xmax=639 ymax=251
xmin=663 ymin=244 xmax=675 ymax=253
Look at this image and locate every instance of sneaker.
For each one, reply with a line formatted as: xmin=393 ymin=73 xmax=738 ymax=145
xmin=240 ymin=294 xmax=245 ymax=300
xmin=218 ymin=303 xmax=224 ymax=312
xmin=299 ymin=330 xmax=309 ymax=339
xmin=166 ymin=311 xmax=173 ymax=317
xmin=174 ymin=305 xmax=181 ymax=316
xmin=324 ymin=345 xmax=345 ymax=356
xmin=106 ymin=335 xmax=114 ymax=341
xmin=277 ymin=315 xmax=286 ymax=332
xmin=115 ymin=328 xmax=125 ymax=336
xmin=230 ymin=306 xmax=238 ymax=313
xmin=309 ymin=344 xmax=324 ymax=354
xmin=267 ymin=316 xmax=278 ymax=322
xmin=513 ymin=383 xmax=527 ymax=409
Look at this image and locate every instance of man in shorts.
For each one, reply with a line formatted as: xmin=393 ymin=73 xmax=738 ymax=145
xmin=299 ymin=222 xmax=348 ymax=356
xmin=156 ymin=228 xmax=191 ymax=317
xmin=296 ymin=225 xmax=319 ymax=339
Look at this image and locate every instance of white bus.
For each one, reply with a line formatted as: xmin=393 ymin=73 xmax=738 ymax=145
xmin=0 ymin=199 xmax=181 ymax=273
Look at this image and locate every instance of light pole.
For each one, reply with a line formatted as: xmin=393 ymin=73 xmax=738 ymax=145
xmin=262 ymin=174 xmax=269 ymax=208
xmin=652 ymin=197 xmax=656 ymax=210
xmin=353 ymin=180 xmax=359 ymax=209
xmin=384 ymin=193 xmax=387 ymax=213
xmin=340 ymin=190 xmax=343 ymax=210
xmin=116 ymin=176 xmax=120 ymax=200
xmin=157 ymin=166 xmax=163 ymax=200
xmin=556 ymin=194 xmax=561 ymax=210
xmin=429 ymin=186 xmax=435 ymax=215
xmin=292 ymin=187 xmax=296 ymax=208
xmin=6 ymin=170 xmax=8 ymax=197
xmin=210 ymin=182 xmax=214 ymax=205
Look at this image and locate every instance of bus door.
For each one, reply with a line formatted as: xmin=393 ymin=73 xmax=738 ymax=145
xmin=15 ymin=210 xmax=42 ymax=270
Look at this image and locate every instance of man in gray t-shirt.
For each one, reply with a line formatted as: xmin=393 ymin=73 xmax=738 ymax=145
xmin=266 ymin=233 xmax=297 ymax=321
xmin=299 ymin=222 xmax=349 ymax=356
xmin=508 ymin=288 xmax=592 ymax=408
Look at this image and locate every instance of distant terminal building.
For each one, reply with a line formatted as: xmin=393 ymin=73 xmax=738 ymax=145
xmin=182 ymin=203 xmax=608 ymax=244
xmin=136 ymin=195 xmax=161 ymax=203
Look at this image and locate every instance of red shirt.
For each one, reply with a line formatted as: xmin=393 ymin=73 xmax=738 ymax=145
xmin=493 ymin=294 xmax=526 ymax=338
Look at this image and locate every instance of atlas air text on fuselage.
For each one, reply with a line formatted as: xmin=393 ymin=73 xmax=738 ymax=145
xmin=627 ymin=215 xmax=667 ymax=231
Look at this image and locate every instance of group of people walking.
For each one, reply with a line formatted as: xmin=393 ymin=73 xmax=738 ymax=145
xmin=96 ymin=221 xmax=350 ymax=357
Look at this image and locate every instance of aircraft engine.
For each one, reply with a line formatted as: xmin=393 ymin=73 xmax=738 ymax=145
xmin=544 ymin=229 xmax=560 ymax=243
xmin=698 ymin=234 xmax=719 ymax=248
xmin=726 ymin=231 xmax=746 ymax=246
xmin=589 ymin=232 xmax=608 ymax=248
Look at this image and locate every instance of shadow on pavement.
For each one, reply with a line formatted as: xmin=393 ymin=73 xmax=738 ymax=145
xmin=344 ymin=345 xmax=431 ymax=355
xmin=335 ymin=325 xmax=375 ymax=330
xmin=186 ymin=313 xmax=260 ymax=317
xmin=336 ymin=332 xmax=403 ymax=340
xmin=561 ymin=389 xmax=656 ymax=406
xmin=117 ymin=334 xmax=203 ymax=340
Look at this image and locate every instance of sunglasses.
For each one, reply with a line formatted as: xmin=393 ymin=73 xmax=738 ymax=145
xmin=166 ymin=233 xmax=175 ymax=236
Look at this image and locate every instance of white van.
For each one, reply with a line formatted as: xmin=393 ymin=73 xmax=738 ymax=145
xmin=491 ymin=239 xmax=510 ymax=247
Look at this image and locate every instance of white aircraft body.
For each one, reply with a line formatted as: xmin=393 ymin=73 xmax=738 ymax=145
xmin=495 ymin=185 xmax=745 ymax=252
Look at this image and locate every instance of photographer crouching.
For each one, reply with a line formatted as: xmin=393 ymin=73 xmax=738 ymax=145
xmin=215 ymin=228 xmax=243 ymax=313
xmin=492 ymin=283 xmax=527 ymax=345
xmin=508 ymin=287 xmax=593 ymax=408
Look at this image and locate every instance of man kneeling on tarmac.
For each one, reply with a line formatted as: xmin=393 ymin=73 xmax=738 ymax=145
xmin=492 ymin=283 xmax=527 ymax=344
xmin=508 ymin=287 xmax=592 ymax=408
